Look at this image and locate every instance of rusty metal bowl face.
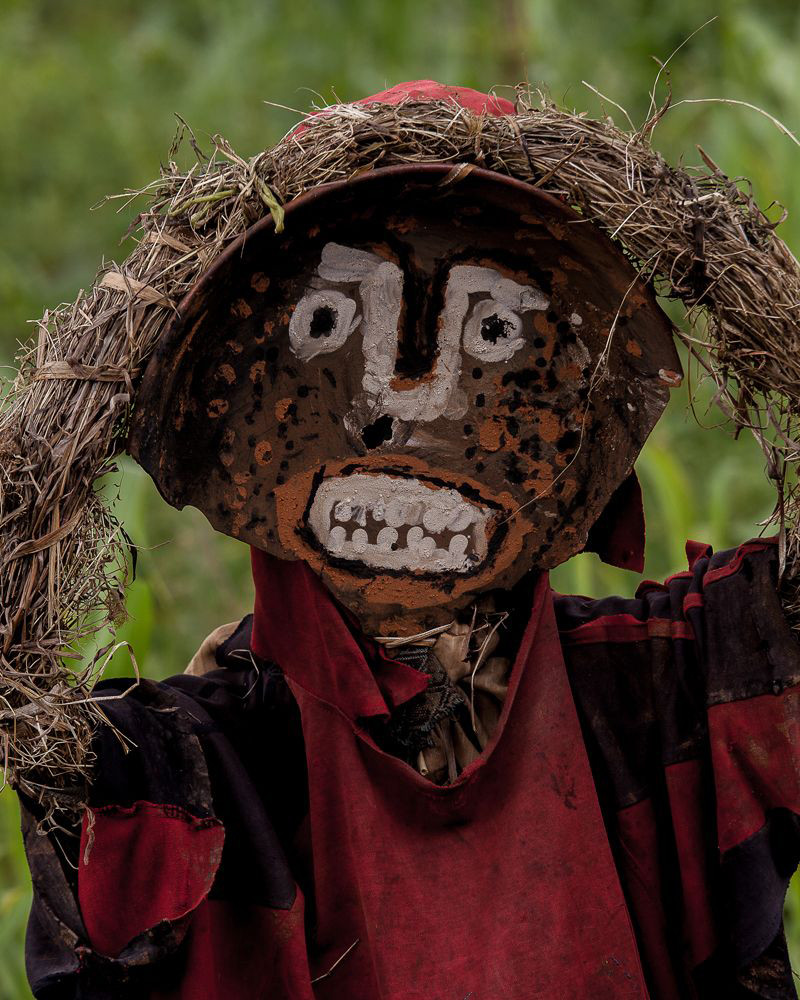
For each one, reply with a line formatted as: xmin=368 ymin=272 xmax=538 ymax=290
xmin=129 ymin=165 xmax=680 ymax=625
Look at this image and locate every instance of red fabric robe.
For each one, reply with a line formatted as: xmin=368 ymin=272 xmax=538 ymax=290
xmin=20 ymin=538 xmax=800 ymax=998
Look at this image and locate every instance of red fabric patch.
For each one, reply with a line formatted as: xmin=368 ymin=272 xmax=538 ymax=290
xmin=703 ymin=538 xmax=776 ymax=587
xmin=78 ymin=801 xmax=224 ymax=958
xmin=685 ymin=540 xmax=712 ymax=570
xmin=254 ymin=565 xmax=647 ymax=997
xmin=251 ymin=549 xmax=428 ymax=720
xmin=709 ymin=685 xmax=800 ymax=853
xmin=560 ymin=612 xmax=695 ymax=646
xmin=664 ymin=759 xmax=718 ymax=966
xmin=616 ymin=797 xmax=683 ymax=1000
xmin=683 ymin=592 xmax=704 ymax=612
xmin=151 ymin=896 xmax=311 ymax=1000
xmin=585 ymin=470 xmax=646 ymax=572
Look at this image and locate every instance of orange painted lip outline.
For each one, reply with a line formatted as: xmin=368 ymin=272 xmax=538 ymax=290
xmin=273 ymin=455 xmax=530 ymax=611
xmin=305 ymin=468 xmax=495 ymax=572
xmin=297 ymin=464 xmax=512 ymax=581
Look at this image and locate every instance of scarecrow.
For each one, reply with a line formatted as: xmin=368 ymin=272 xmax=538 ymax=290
xmin=6 ymin=82 xmax=800 ymax=999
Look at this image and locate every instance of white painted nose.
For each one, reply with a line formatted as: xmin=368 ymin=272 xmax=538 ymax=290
xmin=359 ymin=261 xmax=463 ymax=424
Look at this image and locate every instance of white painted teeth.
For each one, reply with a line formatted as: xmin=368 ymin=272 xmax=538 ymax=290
xmin=307 ymin=473 xmax=490 ymax=573
xmin=334 ymin=501 xmax=352 ymax=521
xmin=406 ymin=526 xmax=424 ymax=552
xmin=449 ymin=534 xmax=468 ymax=556
xmin=335 ymin=493 xmax=469 ymax=533
xmin=422 ymin=507 xmax=450 ymax=533
xmin=447 ymin=507 xmax=472 ymax=532
xmin=328 ymin=525 xmax=346 ymax=552
xmin=377 ymin=526 xmax=398 ymax=551
xmin=385 ymin=500 xmax=405 ymax=528
xmin=419 ymin=536 xmax=436 ymax=557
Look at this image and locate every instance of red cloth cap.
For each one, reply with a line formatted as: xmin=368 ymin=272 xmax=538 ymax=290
xmin=353 ymin=79 xmax=515 ymax=116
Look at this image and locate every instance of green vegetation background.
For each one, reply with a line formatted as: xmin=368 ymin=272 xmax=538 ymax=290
xmin=1 ymin=0 xmax=798 ymax=994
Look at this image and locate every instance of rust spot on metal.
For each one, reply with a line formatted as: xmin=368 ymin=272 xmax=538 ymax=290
xmin=216 ymin=363 xmax=236 ymax=384
xmin=250 ymin=272 xmax=270 ymax=292
xmin=387 ymin=215 xmax=419 ymax=235
xmin=536 ymin=411 xmax=563 ymax=444
xmin=274 ymin=398 xmax=292 ymax=420
xmin=390 ymin=371 xmax=437 ymax=391
xmin=255 ymin=441 xmax=273 ymax=466
xmin=230 ymin=298 xmax=253 ymax=319
xmin=554 ymin=362 xmax=582 ymax=383
xmin=626 ymin=339 xmax=643 ymax=358
xmin=249 ymin=361 xmax=266 ymax=383
xmin=207 ymin=399 xmax=229 ymax=418
xmin=479 ymin=421 xmax=504 ymax=452
xmin=228 ymin=484 xmax=249 ymax=510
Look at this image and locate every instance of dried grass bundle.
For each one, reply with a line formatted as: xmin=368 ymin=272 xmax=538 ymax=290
xmin=2 ymin=87 xmax=799 ymax=816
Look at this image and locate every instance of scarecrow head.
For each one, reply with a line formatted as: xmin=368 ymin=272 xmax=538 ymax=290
xmin=129 ymin=83 xmax=681 ymax=628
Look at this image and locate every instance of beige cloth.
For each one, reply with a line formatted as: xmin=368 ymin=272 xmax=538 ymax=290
xmin=185 ymin=609 xmax=512 ymax=786
xmin=414 ymin=614 xmax=511 ymax=785
xmin=184 ymin=621 xmax=239 ymax=676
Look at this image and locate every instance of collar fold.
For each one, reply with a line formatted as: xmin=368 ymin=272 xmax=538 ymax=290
xmin=250 ymin=549 xmax=429 ymax=721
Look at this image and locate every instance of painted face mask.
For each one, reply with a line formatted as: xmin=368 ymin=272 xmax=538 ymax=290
xmin=129 ymin=165 xmax=680 ymax=627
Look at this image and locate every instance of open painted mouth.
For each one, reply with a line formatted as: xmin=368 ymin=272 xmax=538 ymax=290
xmin=306 ymin=473 xmax=490 ymax=572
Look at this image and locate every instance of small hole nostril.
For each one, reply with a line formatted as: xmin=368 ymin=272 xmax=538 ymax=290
xmin=310 ymin=306 xmax=336 ymax=339
xmin=361 ymin=414 xmax=395 ymax=450
xmin=481 ymin=313 xmax=512 ymax=344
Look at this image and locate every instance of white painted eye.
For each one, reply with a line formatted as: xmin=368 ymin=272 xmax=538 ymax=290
xmin=462 ymin=300 xmax=525 ymax=362
xmin=289 ymin=290 xmax=359 ymax=361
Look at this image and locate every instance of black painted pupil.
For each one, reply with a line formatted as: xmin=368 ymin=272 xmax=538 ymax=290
xmin=361 ymin=414 xmax=394 ymax=450
xmin=481 ymin=313 xmax=512 ymax=344
xmin=310 ymin=306 xmax=336 ymax=339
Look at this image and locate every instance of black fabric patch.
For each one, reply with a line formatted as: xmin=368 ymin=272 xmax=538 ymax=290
xmin=166 ymin=660 xmax=306 ymax=909
xmin=704 ymin=549 xmax=800 ymax=705
xmin=23 ymin=634 xmax=308 ymax=998
xmin=370 ymin=648 xmax=467 ymax=757
xmin=558 ymin=544 xmax=800 ymax=999
xmin=722 ymin=810 xmax=800 ymax=969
